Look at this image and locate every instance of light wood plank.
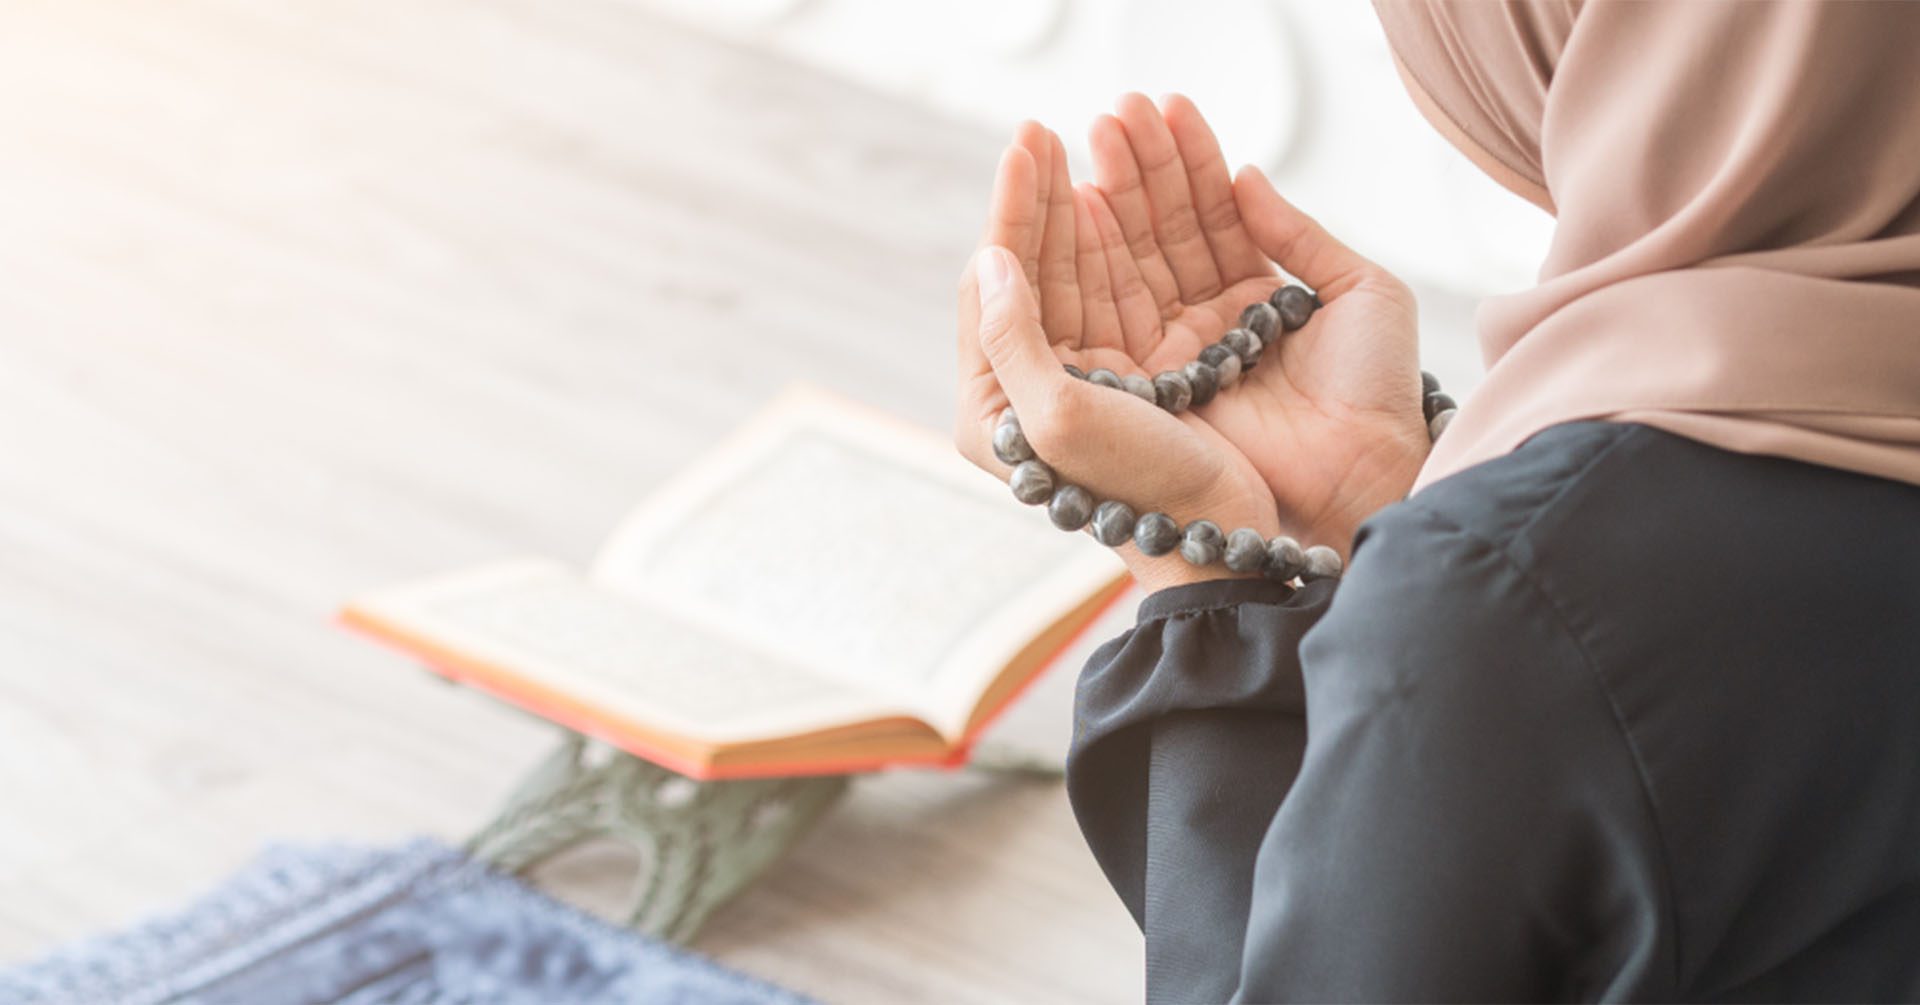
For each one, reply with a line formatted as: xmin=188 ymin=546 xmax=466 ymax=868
xmin=0 ymin=1 xmax=1144 ymax=1000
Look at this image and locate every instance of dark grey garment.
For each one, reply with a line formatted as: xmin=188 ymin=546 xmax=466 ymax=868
xmin=1068 ymin=421 xmax=1920 ymax=1003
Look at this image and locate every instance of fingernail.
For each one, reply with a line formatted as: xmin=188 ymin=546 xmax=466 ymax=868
xmin=976 ymin=248 xmax=1012 ymax=303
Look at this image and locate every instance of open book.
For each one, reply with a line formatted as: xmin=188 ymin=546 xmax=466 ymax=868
xmin=342 ymin=386 xmax=1130 ymax=780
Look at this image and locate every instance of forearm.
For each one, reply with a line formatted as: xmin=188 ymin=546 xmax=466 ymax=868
xmin=1065 ymin=577 xmax=1335 ymax=1002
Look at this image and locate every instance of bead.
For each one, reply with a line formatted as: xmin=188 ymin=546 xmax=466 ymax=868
xmin=1179 ymin=520 xmax=1225 ymax=566
xmin=1198 ymin=343 xmax=1234 ymax=369
xmin=997 ymin=406 xmax=1016 ymax=426
xmin=1222 ymin=328 xmax=1262 ymax=366
xmin=1009 ymin=459 xmax=1055 ymax=505
xmin=992 ymin=415 xmax=1034 ymax=465
xmin=1182 ymin=360 xmax=1219 ymax=407
xmin=1429 ymin=407 xmax=1457 ymax=440
xmin=1152 ymin=371 xmax=1193 ymax=412
xmin=1271 ymin=285 xmax=1316 ymax=332
xmin=1214 ymin=351 xmax=1242 ymax=389
xmin=1224 ymin=528 xmax=1268 ymax=573
xmin=1087 ymin=367 xmax=1123 ymax=390
xmin=1048 ymin=484 xmax=1094 ymax=531
xmin=1423 ymin=390 xmax=1457 ymax=421
xmin=1239 ymin=302 xmax=1281 ymax=345
xmin=1420 ymin=370 xmax=1439 ymax=396
xmin=1133 ymin=512 xmax=1180 ymax=556
xmin=1064 ymin=363 xmax=1087 ymax=380
xmin=1301 ymin=545 xmax=1343 ymax=582
xmin=1121 ymin=373 xmax=1157 ymax=404
xmin=1090 ymin=500 xmax=1137 ymax=547
xmin=1264 ymin=536 xmax=1306 ymax=581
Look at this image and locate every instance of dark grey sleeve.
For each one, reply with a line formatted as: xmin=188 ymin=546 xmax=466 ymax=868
xmin=1067 ymin=577 xmax=1330 ymax=1002
xmin=1066 ymin=510 xmax=1674 ymax=1003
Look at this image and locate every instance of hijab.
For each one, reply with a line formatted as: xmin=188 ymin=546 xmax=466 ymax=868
xmin=1371 ymin=0 xmax=1920 ymax=492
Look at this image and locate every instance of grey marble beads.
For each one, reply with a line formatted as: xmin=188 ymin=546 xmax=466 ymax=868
xmin=1213 ymin=349 xmax=1242 ymax=389
xmin=1263 ymin=536 xmax=1306 ymax=582
xmin=1179 ymin=520 xmax=1224 ymax=565
xmin=992 ymin=411 xmax=1033 ymax=465
xmin=1239 ymin=301 xmax=1280 ymax=344
xmin=983 ymin=283 xmax=1468 ymax=589
xmin=1133 ymin=511 xmax=1180 ymax=556
xmin=1152 ymin=371 xmax=1192 ymax=412
xmin=1272 ymin=284 xmax=1316 ymax=332
xmin=1008 ymin=459 xmax=1054 ymax=505
xmin=1423 ymin=388 xmax=1459 ymax=441
xmin=1222 ymin=327 xmax=1262 ymax=367
xmin=1182 ymin=360 xmax=1219 ymax=407
xmin=1090 ymin=499 xmax=1136 ymax=546
xmin=1418 ymin=370 xmax=1458 ymax=440
xmin=1301 ymin=544 xmax=1343 ymax=582
xmin=1224 ymin=527 xmax=1268 ymax=573
xmin=1048 ymin=484 xmax=1094 ymax=531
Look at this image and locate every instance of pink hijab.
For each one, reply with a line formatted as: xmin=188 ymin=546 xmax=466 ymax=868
xmin=1372 ymin=0 xmax=1920 ymax=492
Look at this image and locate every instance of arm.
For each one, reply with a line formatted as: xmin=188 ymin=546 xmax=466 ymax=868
xmin=1068 ymin=508 xmax=1675 ymax=1002
xmin=1068 ymin=577 xmax=1332 ymax=1002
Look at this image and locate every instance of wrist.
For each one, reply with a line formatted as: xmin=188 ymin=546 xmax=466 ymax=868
xmin=1120 ymin=473 xmax=1281 ymax=594
xmin=1124 ymin=554 xmax=1264 ymax=594
xmin=1296 ymin=424 xmax=1429 ymax=558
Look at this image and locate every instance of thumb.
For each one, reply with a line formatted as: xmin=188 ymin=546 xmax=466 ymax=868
xmin=1232 ymin=165 xmax=1381 ymax=301
xmin=974 ymin=245 xmax=1064 ymax=414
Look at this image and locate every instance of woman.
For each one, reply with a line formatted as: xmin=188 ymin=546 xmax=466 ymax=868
xmin=954 ymin=2 xmax=1920 ymax=1001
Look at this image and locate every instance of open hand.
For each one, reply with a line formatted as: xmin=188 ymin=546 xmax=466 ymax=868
xmin=955 ymin=124 xmax=1281 ymax=592
xmin=1079 ymin=94 xmax=1430 ymax=552
xmin=955 ymin=97 xmax=1430 ymax=586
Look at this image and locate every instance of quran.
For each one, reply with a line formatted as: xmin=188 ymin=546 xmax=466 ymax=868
xmin=342 ymin=386 xmax=1129 ymax=780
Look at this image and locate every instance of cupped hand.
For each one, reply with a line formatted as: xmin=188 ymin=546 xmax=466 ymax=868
xmin=1081 ymin=93 xmax=1430 ymax=552
xmin=955 ymin=99 xmax=1429 ymax=587
xmin=954 ymin=126 xmax=1279 ymax=592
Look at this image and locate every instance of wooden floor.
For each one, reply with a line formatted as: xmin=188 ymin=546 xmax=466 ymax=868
xmin=0 ymin=2 xmax=1147 ymax=1000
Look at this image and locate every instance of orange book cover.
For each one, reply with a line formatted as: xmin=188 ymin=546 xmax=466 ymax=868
xmin=340 ymin=577 xmax=1131 ymax=781
xmin=340 ymin=386 xmax=1133 ymax=782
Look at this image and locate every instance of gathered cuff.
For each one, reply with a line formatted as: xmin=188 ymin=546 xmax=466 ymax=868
xmin=1137 ymin=577 xmax=1302 ymax=623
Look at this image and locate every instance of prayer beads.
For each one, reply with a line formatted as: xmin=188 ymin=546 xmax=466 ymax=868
xmin=994 ymin=284 xmax=1456 ymax=585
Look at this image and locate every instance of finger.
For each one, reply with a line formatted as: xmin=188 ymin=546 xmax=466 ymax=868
xmin=983 ymin=140 xmax=1039 ymax=271
xmin=1161 ymin=93 xmax=1271 ymax=283
xmin=1233 ymin=165 xmax=1383 ymax=301
xmin=953 ymin=263 xmax=1006 ymax=472
xmin=1088 ymin=113 xmax=1182 ymax=315
xmin=974 ymin=246 xmax=1072 ymax=426
xmin=973 ymin=145 xmax=1038 ymax=368
xmin=1114 ymin=92 xmax=1222 ymax=302
xmin=1082 ymin=185 xmax=1161 ymax=358
xmin=973 ymin=244 xmax=1174 ymax=506
xmin=961 ymin=146 xmax=1037 ymax=463
xmin=1073 ymin=185 xmax=1122 ymax=352
xmin=1000 ymin=122 xmax=1052 ymax=293
xmin=1038 ymin=129 xmax=1083 ymax=347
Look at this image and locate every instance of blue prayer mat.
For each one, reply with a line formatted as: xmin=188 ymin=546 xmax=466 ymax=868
xmin=0 ymin=838 xmax=809 ymax=1005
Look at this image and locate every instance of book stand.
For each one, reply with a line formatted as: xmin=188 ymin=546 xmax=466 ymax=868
xmin=465 ymin=731 xmax=1066 ymax=944
xmin=466 ymin=732 xmax=850 ymax=943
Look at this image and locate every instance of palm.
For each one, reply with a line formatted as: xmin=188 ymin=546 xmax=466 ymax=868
xmin=1173 ymin=280 xmax=1423 ymax=539
xmin=965 ymin=96 xmax=1427 ymax=547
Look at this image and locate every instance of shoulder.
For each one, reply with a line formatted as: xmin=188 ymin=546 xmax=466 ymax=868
xmin=1390 ymin=420 xmax=1651 ymax=559
xmin=1299 ymin=422 xmax=1652 ymax=714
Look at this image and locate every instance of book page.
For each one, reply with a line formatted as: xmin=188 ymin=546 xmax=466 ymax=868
xmin=347 ymin=560 xmax=895 ymax=744
xmin=591 ymin=387 xmax=1125 ymax=738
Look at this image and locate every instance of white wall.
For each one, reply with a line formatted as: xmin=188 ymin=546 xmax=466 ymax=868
xmin=632 ymin=0 xmax=1556 ymax=387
